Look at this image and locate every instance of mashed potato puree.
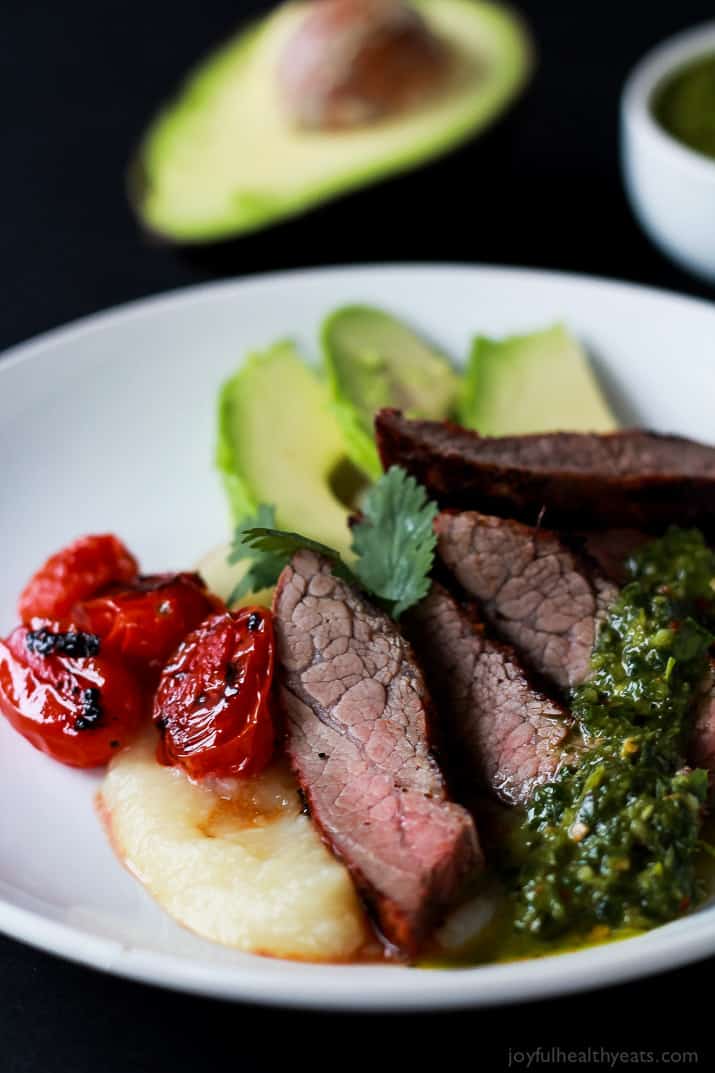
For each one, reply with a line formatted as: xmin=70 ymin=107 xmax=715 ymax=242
xmin=99 ymin=728 xmax=371 ymax=960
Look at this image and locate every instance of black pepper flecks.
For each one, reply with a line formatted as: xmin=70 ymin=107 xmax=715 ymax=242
xmin=247 ymin=612 xmax=262 ymax=632
xmin=26 ymin=629 xmax=101 ymax=659
xmin=297 ymin=788 xmax=311 ymax=816
xmin=75 ymin=688 xmax=103 ymax=730
xmin=224 ymin=662 xmax=240 ymax=698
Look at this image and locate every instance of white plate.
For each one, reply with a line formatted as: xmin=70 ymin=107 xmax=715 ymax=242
xmin=1 ymin=264 xmax=715 ymax=1010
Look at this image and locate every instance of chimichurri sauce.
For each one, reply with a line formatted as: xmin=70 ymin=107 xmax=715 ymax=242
xmin=653 ymin=53 xmax=715 ymax=161
xmin=505 ymin=528 xmax=715 ymax=942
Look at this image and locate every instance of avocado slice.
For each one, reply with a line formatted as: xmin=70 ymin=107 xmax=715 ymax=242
xmin=457 ymin=324 xmax=617 ymax=435
xmin=322 ymin=305 xmax=460 ymax=477
xmin=132 ymin=1 xmax=531 ymax=242
xmin=217 ymin=341 xmax=353 ymax=557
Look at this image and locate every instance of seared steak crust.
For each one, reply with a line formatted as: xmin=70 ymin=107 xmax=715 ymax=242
xmin=272 ymin=550 xmax=482 ymax=956
xmin=376 ymin=410 xmax=715 ymax=531
xmin=406 ymin=584 xmax=576 ymax=805
xmin=435 ymin=512 xmax=618 ymax=691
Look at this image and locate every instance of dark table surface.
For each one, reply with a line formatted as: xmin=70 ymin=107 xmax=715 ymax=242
xmin=2 ymin=1 xmax=714 ymax=1070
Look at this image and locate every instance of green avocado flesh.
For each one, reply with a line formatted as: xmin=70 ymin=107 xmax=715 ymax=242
xmin=322 ymin=305 xmax=461 ymax=477
xmin=217 ymin=341 xmax=352 ymax=557
xmin=653 ymin=52 xmax=715 ymax=161
xmin=458 ymin=324 xmax=616 ymax=435
xmin=134 ymin=0 xmax=531 ymax=241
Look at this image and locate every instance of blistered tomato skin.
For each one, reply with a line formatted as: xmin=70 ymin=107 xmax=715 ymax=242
xmin=154 ymin=609 xmax=275 ymax=780
xmin=0 ymin=626 xmax=145 ymax=768
xmin=18 ymin=535 xmax=139 ymax=625
xmin=77 ymin=573 xmax=221 ymax=678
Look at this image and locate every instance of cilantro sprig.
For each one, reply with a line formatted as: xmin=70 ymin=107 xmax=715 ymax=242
xmin=228 ymin=523 xmax=354 ymax=605
xmin=227 ymin=504 xmax=284 ymax=602
xmin=350 ymin=465 xmax=437 ymax=617
xmin=227 ymin=466 xmax=437 ymax=618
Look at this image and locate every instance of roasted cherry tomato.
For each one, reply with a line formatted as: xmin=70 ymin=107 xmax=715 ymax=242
xmin=154 ymin=609 xmax=275 ymax=779
xmin=76 ymin=573 xmax=221 ymax=679
xmin=0 ymin=625 xmax=145 ymax=767
xmin=18 ymin=534 xmax=138 ymax=625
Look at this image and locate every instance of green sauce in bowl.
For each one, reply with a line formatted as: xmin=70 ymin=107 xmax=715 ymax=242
xmin=653 ymin=52 xmax=715 ymax=160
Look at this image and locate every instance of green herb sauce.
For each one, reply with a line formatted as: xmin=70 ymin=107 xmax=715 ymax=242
xmin=653 ymin=53 xmax=715 ymax=161
xmin=507 ymin=528 xmax=715 ymax=941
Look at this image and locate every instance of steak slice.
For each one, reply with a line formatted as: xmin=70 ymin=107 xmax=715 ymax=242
xmin=405 ymin=584 xmax=578 ymax=805
xmin=376 ymin=410 xmax=715 ymax=531
xmin=272 ymin=550 xmax=482 ymax=956
xmin=435 ymin=512 xmax=618 ymax=691
xmin=574 ymin=529 xmax=647 ymax=585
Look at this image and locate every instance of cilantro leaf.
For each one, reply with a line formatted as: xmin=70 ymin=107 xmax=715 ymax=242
xmin=227 ymin=505 xmax=287 ymax=604
xmin=227 ymin=507 xmax=356 ymax=605
xmin=239 ymin=528 xmax=356 ymax=587
xmin=225 ymin=467 xmax=438 ymax=618
xmin=228 ymin=504 xmax=277 ymax=564
xmin=351 ymin=466 xmax=437 ymax=618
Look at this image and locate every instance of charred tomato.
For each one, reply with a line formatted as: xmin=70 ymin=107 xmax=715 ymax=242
xmin=77 ymin=573 xmax=220 ymax=678
xmin=0 ymin=626 xmax=145 ymax=767
xmin=154 ymin=609 xmax=274 ymax=779
xmin=18 ymin=534 xmax=138 ymax=625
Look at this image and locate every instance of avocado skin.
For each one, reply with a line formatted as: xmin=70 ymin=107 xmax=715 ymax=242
xmin=130 ymin=1 xmax=533 ymax=245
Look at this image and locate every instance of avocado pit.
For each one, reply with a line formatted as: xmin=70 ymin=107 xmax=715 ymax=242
xmin=277 ymin=0 xmax=452 ymax=131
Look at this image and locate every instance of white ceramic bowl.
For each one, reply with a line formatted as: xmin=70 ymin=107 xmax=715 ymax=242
xmin=621 ymin=21 xmax=715 ymax=284
xmin=3 ymin=265 xmax=715 ymax=1008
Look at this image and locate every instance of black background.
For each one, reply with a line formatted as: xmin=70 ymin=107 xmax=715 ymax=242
xmin=2 ymin=2 xmax=714 ymax=1071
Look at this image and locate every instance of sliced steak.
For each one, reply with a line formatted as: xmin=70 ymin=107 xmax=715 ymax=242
xmin=435 ymin=512 xmax=618 ymax=691
xmin=691 ymin=660 xmax=715 ymax=787
xmin=574 ymin=529 xmax=647 ymax=585
xmin=272 ymin=550 xmax=482 ymax=956
xmin=376 ymin=409 xmax=715 ymax=531
xmin=405 ymin=584 xmax=578 ymax=805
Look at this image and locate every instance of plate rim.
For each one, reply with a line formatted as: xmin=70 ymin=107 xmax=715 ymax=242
xmin=3 ymin=260 xmax=715 ymax=375
xmin=3 ymin=891 xmax=715 ymax=1011
xmin=2 ymin=261 xmax=715 ymax=1009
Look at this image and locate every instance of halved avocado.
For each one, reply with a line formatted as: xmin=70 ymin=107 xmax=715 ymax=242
xmin=132 ymin=0 xmax=532 ymax=242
